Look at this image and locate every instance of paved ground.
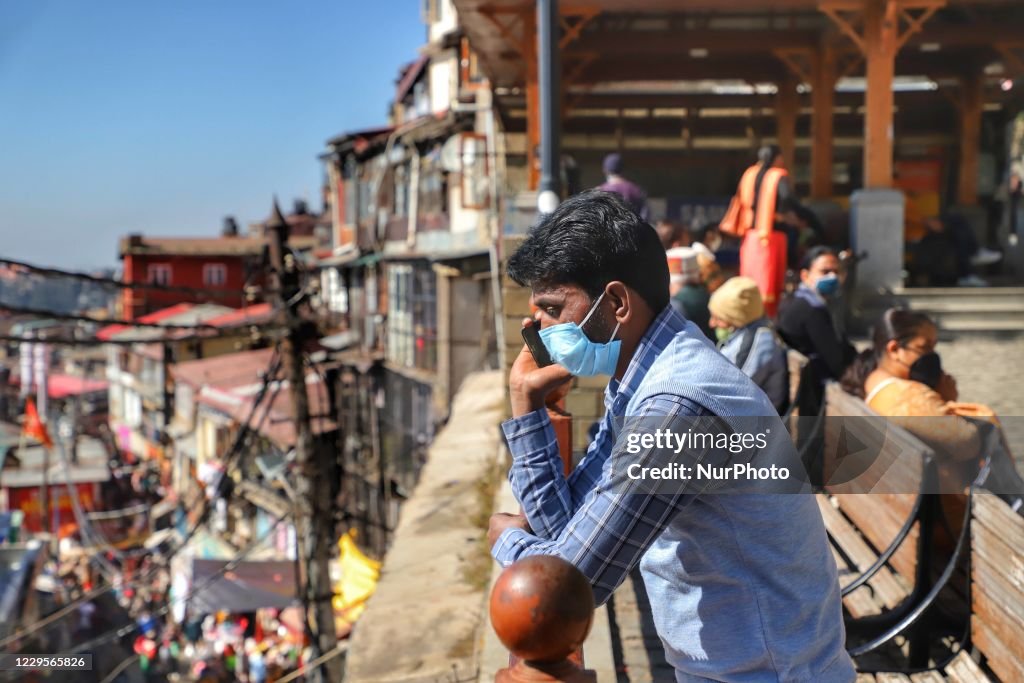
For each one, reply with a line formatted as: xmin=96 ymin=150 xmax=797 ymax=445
xmin=608 ymin=570 xmax=675 ymax=683
xmin=938 ymin=334 xmax=1024 ymax=461
xmin=344 ymin=371 xmax=506 ymax=682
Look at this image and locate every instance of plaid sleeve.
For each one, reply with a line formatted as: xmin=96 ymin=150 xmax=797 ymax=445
xmin=494 ymin=394 xmax=708 ymax=605
xmin=501 ymin=408 xmax=574 ymax=540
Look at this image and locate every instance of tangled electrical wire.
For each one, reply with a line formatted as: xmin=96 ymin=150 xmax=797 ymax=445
xmin=0 ymin=347 xmax=285 ymax=653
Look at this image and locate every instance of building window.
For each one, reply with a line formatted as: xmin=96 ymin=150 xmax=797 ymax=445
xmin=344 ymin=158 xmax=358 ymax=225
xmin=147 ymin=263 xmax=172 ymax=285
xmin=394 ymin=164 xmax=408 ymax=217
xmin=203 ymin=263 xmax=227 ymax=287
xmin=386 ymin=263 xmax=437 ymax=371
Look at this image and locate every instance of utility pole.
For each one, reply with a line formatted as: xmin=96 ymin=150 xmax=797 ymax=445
xmin=266 ymin=201 xmax=340 ymax=682
xmin=33 ymin=338 xmax=52 ymax=541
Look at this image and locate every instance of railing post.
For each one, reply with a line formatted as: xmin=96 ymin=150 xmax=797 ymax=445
xmin=492 ymin=556 xmax=597 ymax=682
xmin=547 ymin=401 xmax=573 ymax=477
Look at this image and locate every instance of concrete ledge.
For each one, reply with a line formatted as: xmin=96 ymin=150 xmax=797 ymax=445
xmin=344 ymin=371 xmax=505 ymax=682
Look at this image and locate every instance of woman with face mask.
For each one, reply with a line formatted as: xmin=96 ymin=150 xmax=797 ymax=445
xmin=841 ymin=308 xmax=1024 ymax=513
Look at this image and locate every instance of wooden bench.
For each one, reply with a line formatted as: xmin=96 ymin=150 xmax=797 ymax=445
xmin=844 ymin=492 xmax=1024 ymax=683
xmin=784 ymin=349 xmax=808 ymax=435
xmin=818 ymin=384 xmax=1024 ymax=681
xmin=968 ymin=493 xmax=1024 ymax=682
xmin=786 ymin=348 xmax=808 ymax=414
xmin=821 ymin=382 xmax=931 ymax=621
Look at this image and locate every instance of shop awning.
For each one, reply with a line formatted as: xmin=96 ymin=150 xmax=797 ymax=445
xmin=188 ymin=558 xmax=297 ymax=614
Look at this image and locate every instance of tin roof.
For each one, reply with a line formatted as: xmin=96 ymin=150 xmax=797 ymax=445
xmin=171 ymin=348 xmax=335 ymax=449
xmin=97 ymin=303 xmax=234 ymax=342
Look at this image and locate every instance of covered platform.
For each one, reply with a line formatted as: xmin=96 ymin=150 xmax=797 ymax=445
xmin=455 ymin=0 xmax=1024 ymax=285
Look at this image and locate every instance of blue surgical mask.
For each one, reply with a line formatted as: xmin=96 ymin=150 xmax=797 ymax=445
xmin=814 ymin=274 xmax=840 ymax=297
xmin=538 ymin=291 xmax=622 ymax=376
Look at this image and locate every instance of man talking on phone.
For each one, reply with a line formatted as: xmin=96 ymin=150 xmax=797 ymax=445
xmin=490 ymin=191 xmax=855 ymax=682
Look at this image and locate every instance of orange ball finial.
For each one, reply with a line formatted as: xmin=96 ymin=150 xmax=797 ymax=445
xmin=489 ymin=555 xmax=594 ymax=663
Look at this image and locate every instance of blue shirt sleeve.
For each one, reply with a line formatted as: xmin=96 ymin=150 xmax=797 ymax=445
xmin=495 ymin=394 xmax=708 ymax=605
xmin=501 ymin=405 xmax=625 ymax=541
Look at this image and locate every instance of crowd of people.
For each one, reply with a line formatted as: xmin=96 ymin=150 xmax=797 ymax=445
xmin=119 ymin=607 xmax=313 ymax=682
xmin=599 ymin=148 xmax=1023 ymax=515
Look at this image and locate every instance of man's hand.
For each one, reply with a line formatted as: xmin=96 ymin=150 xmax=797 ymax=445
xmin=488 ymin=512 xmax=531 ymax=549
xmin=509 ymin=318 xmax=573 ymax=417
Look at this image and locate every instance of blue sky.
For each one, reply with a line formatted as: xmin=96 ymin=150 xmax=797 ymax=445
xmin=0 ymin=1 xmax=425 ymax=269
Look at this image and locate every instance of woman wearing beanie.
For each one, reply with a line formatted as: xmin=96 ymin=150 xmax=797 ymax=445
xmin=709 ymin=276 xmax=790 ymax=415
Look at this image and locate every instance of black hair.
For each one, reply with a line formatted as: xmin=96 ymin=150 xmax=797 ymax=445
xmin=507 ymin=190 xmax=670 ymax=312
xmin=800 ymin=245 xmax=837 ymax=272
xmin=757 ymin=144 xmax=782 ymax=166
xmin=840 ymin=307 xmax=935 ymax=398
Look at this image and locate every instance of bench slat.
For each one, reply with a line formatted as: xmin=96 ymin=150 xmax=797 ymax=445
xmin=972 ymin=493 xmax=1024 ymax=563
xmin=943 ymin=651 xmax=993 ymax=683
xmin=971 ymin=493 xmax=1024 ymax=683
xmin=909 ymin=672 xmax=945 ymax=683
xmin=832 ymin=493 xmax=919 ymax=582
xmin=823 ymin=383 xmax=929 ymax=582
xmin=971 ymin=537 xmax=1024 ymax=628
xmin=972 ymin=619 xmax=1024 ymax=683
xmin=817 ymin=495 xmax=909 ymax=610
xmin=876 ymin=673 xmax=913 ymax=682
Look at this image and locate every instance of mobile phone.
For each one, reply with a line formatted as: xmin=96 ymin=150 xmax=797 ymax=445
xmin=521 ymin=324 xmax=553 ymax=368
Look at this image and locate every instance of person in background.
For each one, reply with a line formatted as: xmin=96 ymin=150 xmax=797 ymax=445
xmin=777 ymin=246 xmax=856 ymax=417
xmin=918 ymin=212 xmax=1001 ymax=287
xmin=667 ymin=246 xmax=712 ymax=339
xmin=841 ymin=308 xmax=1024 ymax=513
xmin=719 ymin=145 xmax=801 ymax=316
xmin=655 ymin=219 xmax=685 ymax=250
xmin=690 ymin=240 xmax=726 ymax=294
xmin=598 ymin=153 xmax=649 ymax=221
xmin=709 ymin=277 xmax=790 ymax=415
xmin=692 ymin=222 xmax=724 ymax=254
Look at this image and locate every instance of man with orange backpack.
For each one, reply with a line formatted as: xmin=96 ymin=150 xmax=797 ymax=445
xmin=719 ymin=145 xmax=801 ymax=317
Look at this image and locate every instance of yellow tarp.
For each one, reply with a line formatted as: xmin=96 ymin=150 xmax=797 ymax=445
xmin=333 ymin=531 xmax=381 ymax=629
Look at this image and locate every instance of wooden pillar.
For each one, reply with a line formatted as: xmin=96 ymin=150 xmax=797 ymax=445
xmin=811 ymin=44 xmax=837 ymax=198
xmin=775 ymin=77 xmax=799 ymax=170
xmin=957 ymin=71 xmax=984 ymax=206
xmin=863 ymin=0 xmax=899 ymax=189
xmin=523 ymin=10 xmax=540 ymax=191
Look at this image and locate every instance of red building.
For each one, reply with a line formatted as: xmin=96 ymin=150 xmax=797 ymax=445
xmin=118 ymin=234 xmax=266 ymax=320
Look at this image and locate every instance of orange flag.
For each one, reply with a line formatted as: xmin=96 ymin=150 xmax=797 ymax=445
xmin=22 ymin=398 xmax=53 ymax=448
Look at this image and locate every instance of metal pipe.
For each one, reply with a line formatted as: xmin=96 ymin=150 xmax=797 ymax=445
xmin=537 ymin=0 xmax=561 ymax=215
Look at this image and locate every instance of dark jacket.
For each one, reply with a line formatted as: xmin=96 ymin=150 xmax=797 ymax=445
xmin=777 ymin=287 xmax=857 ymax=421
xmin=671 ymin=284 xmax=712 ymax=340
xmin=776 ymin=290 xmax=855 ymax=380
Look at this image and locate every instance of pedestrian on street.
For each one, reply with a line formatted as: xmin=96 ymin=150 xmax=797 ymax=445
xmin=491 ymin=190 xmax=855 ymax=681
